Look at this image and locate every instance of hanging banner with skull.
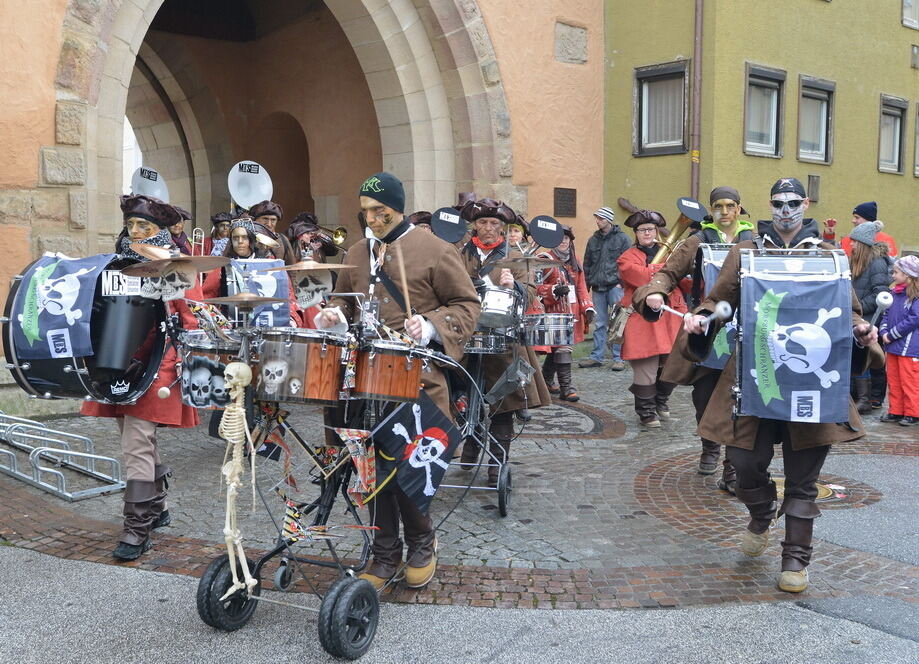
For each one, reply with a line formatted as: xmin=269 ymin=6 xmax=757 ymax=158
xmin=739 ymin=272 xmax=852 ymax=423
xmin=372 ymin=392 xmax=461 ymax=514
xmin=12 ymin=253 xmax=116 ymax=360
xmin=227 ymin=258 xmax=290 ymax=326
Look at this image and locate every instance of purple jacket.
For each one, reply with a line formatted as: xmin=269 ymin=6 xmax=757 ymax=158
xmin=880 ymin=285 xmax=919 ymax=358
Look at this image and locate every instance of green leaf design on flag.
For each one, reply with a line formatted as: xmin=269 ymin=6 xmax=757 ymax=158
xmin=21 ymin=260 xmax=60 ymax=346
xmin=712 ymin=326 xmax=730 ymax=358
xmin=753 ymin=288 xmax=785 ymax=405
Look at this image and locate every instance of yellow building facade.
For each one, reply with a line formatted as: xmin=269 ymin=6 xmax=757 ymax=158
xmin=605 ymin=0 xmax=919 ymax=251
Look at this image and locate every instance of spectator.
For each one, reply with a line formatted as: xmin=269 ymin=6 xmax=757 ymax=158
xmin=839 ymin=201 xmax=898 ymax=257
xmin=847 ymin=221 xmax=894 ymax=413
xmin=579 ymin=206 xmax=631 ymax=370
xmin=879 ymin=255 xmax=919 ymax=426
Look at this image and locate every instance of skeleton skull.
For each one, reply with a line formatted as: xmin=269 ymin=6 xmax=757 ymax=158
xmin=37 ymin=267 xmax=94 ymax=325
xmin=294 ymin=272 xmax=331 ymax=308
xmin=211 ymin=373 xmax=230 ymax=406
xmin=287 ymin=377 xmax=303 ymax=395
xmin=160 ymin=268 xmax=194 ymax=302
xmin=140 ymin=276 xmax=163 ymax=299
xmin=763 ymin=306 xmax=842 ymax=388
xmin=186 ymin=367 xmax=213 ymax=406
xmin=260 ymin=359 xmax=288 ymax=395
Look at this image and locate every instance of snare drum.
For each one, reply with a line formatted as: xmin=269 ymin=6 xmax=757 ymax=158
xmin=178 ymin=329 xmax=241 ymax=409
xmin=2 ymin=255 xmax=166 ymax=404
xmin=255 ymin=328 xmax=349 ymax=405
xmin=464 ymin=330 xmax=509 ymax=355
xmin=478 ymin=286 xmax=523 ymax=329
xmin=523 ymin=313 xmax=574 ymax=346
xmin=353 ymin=339 xmax=423 ymax=402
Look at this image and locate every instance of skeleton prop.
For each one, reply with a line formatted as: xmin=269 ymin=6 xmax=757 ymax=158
xmin=217 ymin=361 xmax=258 ymax=600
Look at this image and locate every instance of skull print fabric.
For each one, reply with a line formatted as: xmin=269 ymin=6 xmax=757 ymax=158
xmin=227 ymin=258 xmax=290 ymax=326
xmin=180 ymin=353 xmax=231 ymax=409
xmin=12 ymin=253 xmax=115 ymax=360
xmin=739 ymin=268 xmax=852 ymax=423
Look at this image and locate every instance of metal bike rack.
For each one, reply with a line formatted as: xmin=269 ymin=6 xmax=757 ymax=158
xmin=0 ymin=412 xmax=125 ymax=501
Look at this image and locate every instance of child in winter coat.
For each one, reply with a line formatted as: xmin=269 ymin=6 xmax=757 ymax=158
xmin=879 ymin=255 xmax=919 ymax=426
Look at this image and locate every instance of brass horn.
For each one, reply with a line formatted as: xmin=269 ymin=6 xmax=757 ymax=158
xmin=651 ymin=197 xmax=707 ymax=264
xmin=319 ymin=225 xmax=348 ymax=246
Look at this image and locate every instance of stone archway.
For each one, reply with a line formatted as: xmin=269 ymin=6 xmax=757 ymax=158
xmin=43 ymin=0 xmax=519 ymax=252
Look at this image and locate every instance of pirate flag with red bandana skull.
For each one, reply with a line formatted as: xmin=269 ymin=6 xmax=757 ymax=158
xmin=373 ymin=391 xmax=461 ymax=514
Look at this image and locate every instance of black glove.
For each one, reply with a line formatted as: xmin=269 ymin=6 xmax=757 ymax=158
xmin=584 ymin=309 xmax=595 ymax=325
xmin=552 ymin=284 xmax=570 ymax=299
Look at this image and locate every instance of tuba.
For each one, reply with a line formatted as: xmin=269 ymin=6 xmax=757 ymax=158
xmin=651 ymin=197 xmax=707 ymax=264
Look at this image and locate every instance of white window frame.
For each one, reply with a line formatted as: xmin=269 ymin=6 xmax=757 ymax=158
xmin=914 ymin=106 xmax=919 ymax=177
xmin=797 ymin=76 xmax=835 ymax=164
xmin=904 ymin=0 xmax=919 ymax=29
xmin=633 ymin=60 xmax=689 ymax=157
xmin=744 ymin=64 xmax=786 ymax=158
xmin=878 ymin=95 xmax=908 ymax=174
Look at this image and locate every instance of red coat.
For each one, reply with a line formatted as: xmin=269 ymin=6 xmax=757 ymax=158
xmin=617 ymin=246 xmax=686 ymax=361
xmin=80 ymin=285 xmax=202 ymax=428
xmin=532 ymin=250 xmax=593 ymax=352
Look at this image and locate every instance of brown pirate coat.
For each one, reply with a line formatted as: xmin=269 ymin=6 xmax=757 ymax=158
xmin=329 ymin=226 xmax=481 ymax=415
xmin=691 ymin=240 xmax=869 ymax=451
xmin=460 ymin=241 xmax=552 ymax=415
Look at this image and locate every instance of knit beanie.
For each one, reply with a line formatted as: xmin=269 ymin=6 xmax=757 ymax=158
xmin=895 ymin=255 xmax=919 ymax=278
xmin=358 ymin=172 xmax=405 ymax=213
xmin=848 ymin=220 xmax=883 ymax=247
xmin=594 ymin=207 xmax=615 ymax=223
xmin=852 ymin=201 xmax=877 ymax=222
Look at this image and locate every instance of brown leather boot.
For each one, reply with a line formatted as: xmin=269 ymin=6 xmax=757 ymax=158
xmin=555 ymin=351 xmax=578 ymax=402
xmin=629 ymin=384 xmax=660 ymax=427
xmin=718 ymin=458 xmax=737 ymax=495
xmin=542 ymin=355 xmax=559 ymax=394
xmin=735 ymin=481 xmax=778 ymax=556
xmin=459 ymin=439 xmax=479 ymax=465
xmin=150 ymin=464 xmax=172 ymax=529
xmin=654 ymin=380 xmax=676 ymax=420
xmin=698 ymin=440 xmax=720 ymax=475
xmin=778 ymin=498 xmax=819 ymax=593
xmin=853 ymin=377 xmax=872 ymax=415
xmin=113 ymin=480 xmax=158 ymax=561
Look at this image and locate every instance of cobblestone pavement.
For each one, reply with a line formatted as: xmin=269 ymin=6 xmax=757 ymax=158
xmin=2 ymin=357 xmax=917 ymax=610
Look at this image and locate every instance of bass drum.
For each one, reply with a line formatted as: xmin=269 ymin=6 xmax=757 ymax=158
xmin=2 ymin=256 xmax=166 ymax=404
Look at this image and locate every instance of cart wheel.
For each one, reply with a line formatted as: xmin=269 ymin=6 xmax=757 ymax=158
xmin=196 ymin=554 xmax=260 ymax=631
xmin=318 ymin=575 xmax=356 ymax=656
xmin=497 ymin=463 xmax=512 ymax=517
xmin=319 ymin=578 xmax=380 ymax=660
xmin=273 ymin=561 xmax=293 ymax=591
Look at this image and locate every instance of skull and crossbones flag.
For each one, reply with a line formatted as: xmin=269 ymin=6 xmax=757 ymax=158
xmin=227 ymin=258 xmax=290 ymax=326
xmin=739 ymin=272 xmax=852 ymax=423
xmin=12 ymin=253 xmax=114 ymax=360
xmin=372 ymin=392 xmax=461 ymax=514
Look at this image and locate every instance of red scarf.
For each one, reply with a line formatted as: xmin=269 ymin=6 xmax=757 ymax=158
xmin=472 ymin=235 xmax=504 ymax=252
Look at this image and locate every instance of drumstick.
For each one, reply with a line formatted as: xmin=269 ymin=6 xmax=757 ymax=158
xmin=869 ymin=291 xmax=893 ymax=328
xmin=394 ymin=244 xmax=412 ymax=318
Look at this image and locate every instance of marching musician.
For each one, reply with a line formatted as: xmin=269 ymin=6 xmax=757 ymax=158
xmin=169 ymin=206 xmax=193 ymax=255
xmin=197 ymin=211 xmax=232 ymax=257
xmin=683 ymin=177 xmax=878 ymax=593
xmin=406 ymin=210 xmax=433 ymax=233
xmin=82 ymin=195 xmax=201 ymax=561
xmin=617 ymin=210 xmax=684 ymax=429
xmin=456 ymin=198 xmax=552 ymax=485
xmin=250 ymin=200 xmax=297 ymax=265
xmin=286 ymin=211 xmax=340 ymax=263
xmin=505 ymin=214 xmax=532 ymax=254
xmin=533 ymin=225 xmax=594 ymax=402
xmin=632 ymin=186 xmax=755 ymax=492
xmin=315 ymin=172 xmax=480 ymax=591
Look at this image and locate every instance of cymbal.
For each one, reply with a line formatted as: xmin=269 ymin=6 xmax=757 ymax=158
xmin=129 ymin=244 xmax=173 ymax=261
xmin=265 ymin=260 xmax=357 ymax=273
xmin=493 ymin=256 xmax=563 ymax=268
xmin=255 ymin=232 xmax=280 ymax=249
xmin=204 ymin=293 xmax=287 ymax=308
xmin=121 ymin=254 xmax=230 ymax=277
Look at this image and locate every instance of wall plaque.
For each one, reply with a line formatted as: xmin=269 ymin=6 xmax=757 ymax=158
xmin=553 ymin=187 xmax=577 ymax=217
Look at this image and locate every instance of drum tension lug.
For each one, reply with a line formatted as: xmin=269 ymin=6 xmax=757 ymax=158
xmin=0 ymin=316 xmax=9 ymax=323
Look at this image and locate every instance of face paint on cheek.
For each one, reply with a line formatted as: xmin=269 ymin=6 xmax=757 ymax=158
xmin=772 ymin=205 xmax=805 ymax=231
xmin=712 ymin=210 xmax=723 ymax=224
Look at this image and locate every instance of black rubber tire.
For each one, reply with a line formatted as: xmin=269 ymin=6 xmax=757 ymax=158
xmin=327 ymin=579 xmax=380 ymax=660
xmin=196 ymin=553 xmax=260 ymax=631
xmin=273 ymin=561 xmax=293 ymax=591
xmin=318 ymin=575 xmax=357 ymax=657
xmin=497 ymin=463 xmax=512 ymax=517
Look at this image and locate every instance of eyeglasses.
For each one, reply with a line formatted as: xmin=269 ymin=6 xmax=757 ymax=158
xmin=635 ymin=227 xmax=658 ymax=234
xmin=770 ymin=199 xmax=805 ymax=209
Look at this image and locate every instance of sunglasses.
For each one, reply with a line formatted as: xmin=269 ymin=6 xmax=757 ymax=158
xmin=770 ymin=199 xmax=806 ymax=209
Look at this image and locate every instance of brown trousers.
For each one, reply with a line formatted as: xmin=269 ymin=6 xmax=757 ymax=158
xmin=117 ymin=415 xmax=160 ymax=482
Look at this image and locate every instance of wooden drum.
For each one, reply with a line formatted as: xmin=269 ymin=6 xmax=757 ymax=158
xmin=255 ymin=328 xmax=348 ymax=405
xmin=353 ymin=339 xmax=422 ymax=402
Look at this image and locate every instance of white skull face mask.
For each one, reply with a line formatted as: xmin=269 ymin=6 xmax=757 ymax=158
xmin=160 ymin=268 xmax=194 ymax=301
xmin=771 ymin=192 xmax=807 ymax=233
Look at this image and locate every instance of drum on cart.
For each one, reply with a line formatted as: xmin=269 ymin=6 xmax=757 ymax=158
xmin=178 ymin=329 xmax=242 ymax=409
xmin=254 ymin=328 xmax=350 ymax=405
xmin=523 ymin=313 xmax=573 ymax=346
xmin=464 ymin=330 xmax=510 ymax=355
xmin=2 ymin=255 xmax=166 ymax=404
xmin=353 ymin=339 xmax=423 ymax=402
xmin=477 ymin=285 xmax=523 ymax=329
